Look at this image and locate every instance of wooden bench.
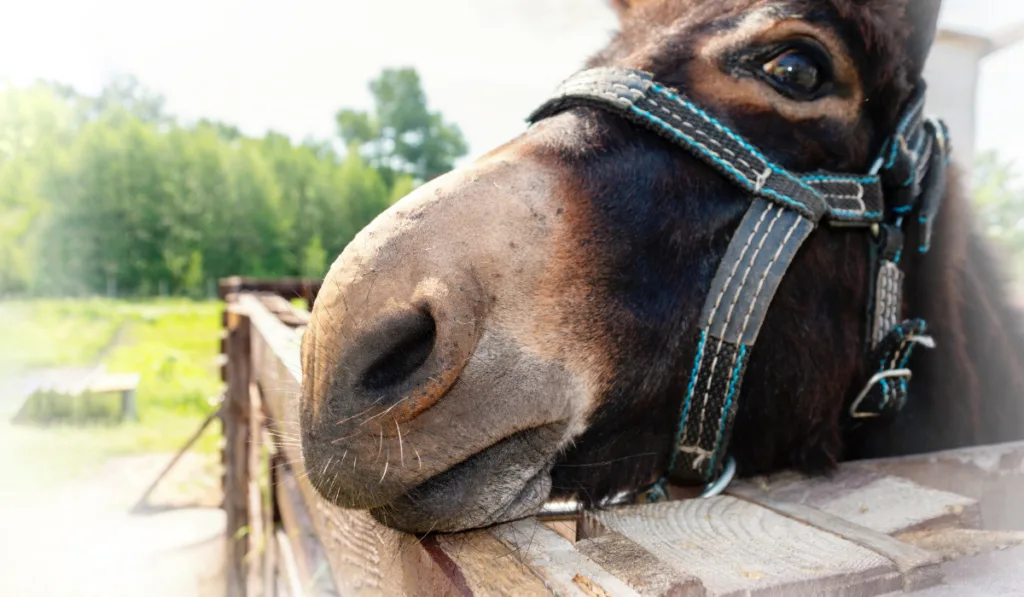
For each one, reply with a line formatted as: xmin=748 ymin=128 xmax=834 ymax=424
xmin=221 ymin=291 xmax=1024 ymax=597
xmin=85 ymin=371 xmax=141 ymax=420
xmin=23 ymin=367 xmax=141 ymax=422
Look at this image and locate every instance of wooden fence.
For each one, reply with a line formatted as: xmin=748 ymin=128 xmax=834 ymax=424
xmin=220 ymin=285 xmax=1024 ymax=597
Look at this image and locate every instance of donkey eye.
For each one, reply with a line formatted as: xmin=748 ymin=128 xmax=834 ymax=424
xmin=760 ymin=42 xmax=832 ymax=100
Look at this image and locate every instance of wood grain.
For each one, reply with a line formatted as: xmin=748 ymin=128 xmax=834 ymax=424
xmin=491 ymin=518 xmax=642 ymax=597
xmin=575 ymin=531 xmax=706 ymax=597
xmin=593 ymin=497 xmax=903 ymax=597
xmin=855 ymin=441 xmax=1024 ymax=531
xmin=247 ymin=383 xmax=266 ymax=597
xmin=730 ymin=467 xmax=979 ymax=534
xmin=731 ymin=494 xmax=943 ymax=592
xmin=224 ymin=304 xmax=252 ymax=597
xmin=435 ymin=531 xmax=553 ymax=596
xmin=275 ymin=464 xmax=338 ymax=596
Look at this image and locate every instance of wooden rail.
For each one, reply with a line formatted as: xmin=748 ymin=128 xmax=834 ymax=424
xmin=221 ymin=291 xmax=1024 ymax=597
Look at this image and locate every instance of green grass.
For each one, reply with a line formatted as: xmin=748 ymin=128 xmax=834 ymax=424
xmin=0 ymin=298 xmax=226 ymax=493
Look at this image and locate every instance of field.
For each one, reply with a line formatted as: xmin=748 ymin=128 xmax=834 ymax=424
xmin=0 ymin=298 xmax=225 ymax=494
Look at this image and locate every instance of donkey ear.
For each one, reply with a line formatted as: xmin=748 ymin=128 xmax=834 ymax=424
xmin=609 ymin=0 xmax=631 ymax=20
xmin=902 ymin=0 xmax=943 ymax=80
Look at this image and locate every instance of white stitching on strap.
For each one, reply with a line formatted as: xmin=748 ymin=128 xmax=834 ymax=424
xmin=700 ymin=216 xmax=805 ymax=470
xmin=681 ymin=204 xmax=774 ymax=450
xmin=755 ymin=168 xmax=771 ymax=192
xmin=647 ymin=98 xmax=761 ymax=179
xmin=692 ymin=208 xmax=784 ymax=457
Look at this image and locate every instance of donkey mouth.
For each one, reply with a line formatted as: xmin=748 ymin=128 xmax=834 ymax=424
xmin=367 ymin=424 xmax=562 ymax=533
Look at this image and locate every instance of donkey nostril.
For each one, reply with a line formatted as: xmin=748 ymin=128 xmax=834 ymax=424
xmin=359 ymin=309 xmax=437 ymax=392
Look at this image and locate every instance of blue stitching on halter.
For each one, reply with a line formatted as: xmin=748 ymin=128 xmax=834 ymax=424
xmin=801 ymin=174 xmax=878 ymax=184
xmin=706 ymin=345 xmax=748 ymax=477
xmin=628 ymin=105 xmax=815 ymax=215
xmin=831 ymin=208 xmax=882 ymax=219
xmin=650 ymin=84 xmax=820 ymax=198
xmin=893 ymin=205 xmax=913 ymax=214
xmin=885 ymin=97 xmax=925 ymax=168
xmin=893 ymin=250 xmax=903 ymax=265
xmin=918 ymin=215 xmax=931 ymax=253
xmin=668 ymin=329 xmax=707 ymax=473
xmin=900 ymin=133 xmax=928 ymax=187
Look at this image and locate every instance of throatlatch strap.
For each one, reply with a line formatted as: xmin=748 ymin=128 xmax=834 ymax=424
xmin=670 ymin=199 xmax=815 ymax=482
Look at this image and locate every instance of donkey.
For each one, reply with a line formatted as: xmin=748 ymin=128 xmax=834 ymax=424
xmin=299 ymin=0 xmax=1024 ymax=533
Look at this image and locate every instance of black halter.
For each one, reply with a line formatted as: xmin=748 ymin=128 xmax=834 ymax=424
xmin=528 ymin=67 xmax=950 ymax=493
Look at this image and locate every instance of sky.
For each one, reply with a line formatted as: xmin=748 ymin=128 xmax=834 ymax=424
xmin=3 ymin=0 xmax=1024 ymax=175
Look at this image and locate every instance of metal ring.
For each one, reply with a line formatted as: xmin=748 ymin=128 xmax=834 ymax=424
xmin=700 ymin=457 xmax=737 ymax=498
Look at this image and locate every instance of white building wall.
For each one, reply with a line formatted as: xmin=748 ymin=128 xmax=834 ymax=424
xmin=921 ymin=31 xmax=990 ymax=174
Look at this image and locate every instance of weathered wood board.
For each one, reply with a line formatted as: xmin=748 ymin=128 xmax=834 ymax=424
xmin=227 ymin=291 xmax=1024 ymax=597
xmin=729 ymin=467 xmax=980 ymax=534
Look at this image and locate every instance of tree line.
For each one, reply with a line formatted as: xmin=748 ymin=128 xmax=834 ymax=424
xmin=0 ymin=69 xmax=467 ymax=297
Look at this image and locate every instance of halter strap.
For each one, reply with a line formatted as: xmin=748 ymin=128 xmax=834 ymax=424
xmin=528 ymin=67 xmax=950 ymax=487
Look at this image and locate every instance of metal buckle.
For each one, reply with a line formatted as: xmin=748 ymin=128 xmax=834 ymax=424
xmin=849 ymin=368 xmax=912 ymax=419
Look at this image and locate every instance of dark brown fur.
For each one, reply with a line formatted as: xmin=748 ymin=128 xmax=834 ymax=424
xmin=300 ymin=0 xmax=1024 ymax=532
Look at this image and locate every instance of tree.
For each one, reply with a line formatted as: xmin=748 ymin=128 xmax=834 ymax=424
xmin=0 ymin=70 xmax=469 ymax=297
xmin=93 ymin=74 xmax=168 ymax=124
xmin=301 ymin=235 xmax=328 ymax=278
xmin=336 ymin=67 xmax=468 ymax=185
xmin=973 ymin=151 xmax=1024 ymax=283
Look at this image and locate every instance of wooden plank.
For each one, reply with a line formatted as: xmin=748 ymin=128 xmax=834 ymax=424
xmin=897 ymin=528 xmax=1024 ymax=562
xmin=908 ymin=544 xmax=1024 ymax=596
xmin=248 ymin=296 xmax=506 ymax=596
xmin=275 ymin=462 xmax=339 ymax=597
xmin=430 ymin=531 xmax=555 ymax=596
xmin=491 ymin=518 xmax=643 ymax=597
xmin=593 ymin=497 xmax=903 ymax=597
xmin=544 ymin=520 xmax=578 ymax=543
xmin=575 ymin=529 xmax=706 ymax=597
xmin=853 ymin=441 xmax=1024 ymax=531
xmin=277 ymin=529 xmax=306 ymax=597
xmin=729 ymin=467 xmax=979 ymax=535
xmin=247 ymin=383 xmax=266 ymax=597
xmin=224 ymin=304 xmax=252 ymax=597
xmin=220 ymin=276 xmax=322 ymax=305
xmin=257 ymin=293 xmax=310 ymax=327
xmin=730 ymin=494 xmax=943 ymax=592
xmin=263 ymin=430 xmax=279 ymax=597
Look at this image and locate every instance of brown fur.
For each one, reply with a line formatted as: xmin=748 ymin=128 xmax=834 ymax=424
xmin=299 ymin=0 xmax=1024 ymax=534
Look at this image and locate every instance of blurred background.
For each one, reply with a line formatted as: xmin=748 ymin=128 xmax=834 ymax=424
xmin=0 ymin=1 xmax=1022 ymax=595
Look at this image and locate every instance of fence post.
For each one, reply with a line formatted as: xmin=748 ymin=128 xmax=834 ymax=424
xmin=223 ymin=294 xmax=252 ymax=597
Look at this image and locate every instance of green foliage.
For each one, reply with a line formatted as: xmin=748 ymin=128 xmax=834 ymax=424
xmin=973 ymin=152 xmax=1024 ymax=283
xmin=301 ymin=235 xmax=328 ymax=279
xmin=1 ymin=299 xmax=223 ymax=435
xmin=337 ymin=67 xmax=468 ymax=184
xmin=0 ymin=300 xmax=224 ymax=490
xmin=0 ymin=66 xmax=460 ymax=296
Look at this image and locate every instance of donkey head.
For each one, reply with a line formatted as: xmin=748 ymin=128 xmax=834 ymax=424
xmin=300 ymin=0 xmax=944 ymax=533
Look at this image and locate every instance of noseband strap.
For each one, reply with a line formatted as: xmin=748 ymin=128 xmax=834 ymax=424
xmin=529 ymin=67 xmax=950 ymax=489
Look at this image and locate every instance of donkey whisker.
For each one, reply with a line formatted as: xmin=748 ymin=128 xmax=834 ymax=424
xmin=396 ymin=420 xmax=405 ymax=467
